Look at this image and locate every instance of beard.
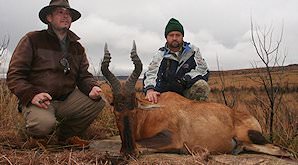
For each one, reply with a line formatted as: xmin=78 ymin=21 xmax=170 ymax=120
xmin=61 ymin=27 xmax=69 ymax=31
xmin=168 ymin=41 xmax=182 ymax=49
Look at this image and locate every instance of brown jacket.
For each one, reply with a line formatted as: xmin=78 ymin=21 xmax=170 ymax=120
xmin=7 ymin=27 xmax=98 ymax=106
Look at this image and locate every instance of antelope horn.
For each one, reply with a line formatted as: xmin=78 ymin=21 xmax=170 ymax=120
xmin=125 ymin=40 xmax=143 ymax=93
xmin=101 ymin=43 xmax=121 ymax=95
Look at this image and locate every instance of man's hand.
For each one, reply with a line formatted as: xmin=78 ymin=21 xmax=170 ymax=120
xmin=31 ymin=93 xmax=52 ymax=109
xmin=145 ymin=89 xmax=160 ymax=103
xmin=89 ymin=86 xmax=102 ymax=100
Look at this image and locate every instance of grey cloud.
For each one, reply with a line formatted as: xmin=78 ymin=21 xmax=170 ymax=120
xmin=1 ymin=0 xmax=297 ymax=76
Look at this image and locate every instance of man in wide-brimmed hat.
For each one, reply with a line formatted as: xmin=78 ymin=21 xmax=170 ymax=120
xmin=143 ymin=18 xmax=210 ymax=103
xmin=7 ymin=0 xmax=105 ymax=149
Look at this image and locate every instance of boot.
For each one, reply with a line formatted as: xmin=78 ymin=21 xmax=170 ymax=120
xmin=184 ymin=80 xmax=210 ymax=101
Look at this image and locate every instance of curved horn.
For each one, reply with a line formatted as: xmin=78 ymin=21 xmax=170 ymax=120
xmin=125 ymin=41 xmax=143 ymax=93
xmin=101 ymin=43 xmax=121 ymax=95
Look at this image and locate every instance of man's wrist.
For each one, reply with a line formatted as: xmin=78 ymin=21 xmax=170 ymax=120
xmin=144 ymin=85 xmax=155 ymax=94
xmin=146 ymin=89 xmax=155 ymax=94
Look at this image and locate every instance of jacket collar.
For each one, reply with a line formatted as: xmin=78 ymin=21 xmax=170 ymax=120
xmin=47 ymin=26 xmax=80 ymax=42
xmin=163 ymin=42 xmax=191 ymax=56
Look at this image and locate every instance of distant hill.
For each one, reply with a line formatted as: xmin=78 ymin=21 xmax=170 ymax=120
xmin=210 ymin=64 xmax=298 ymax=76
xmin=3 ymin=64 xmax=296 ymax=81
xmin=96 ymin=64 xmax=298 ymax=80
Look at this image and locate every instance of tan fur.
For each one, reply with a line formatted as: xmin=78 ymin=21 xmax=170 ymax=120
xmin=135 ymin=92 xmax=234 ymax=153
xmin=113 ymin=92 xmax=235 ymax=154
xmin=108 ymin=91 xmax=290 ymax=157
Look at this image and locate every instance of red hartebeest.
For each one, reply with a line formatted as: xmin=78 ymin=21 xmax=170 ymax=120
xmin=101 ymin=41 xmax=290 ymax=157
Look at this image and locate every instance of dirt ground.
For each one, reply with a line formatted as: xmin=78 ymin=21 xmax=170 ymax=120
xmin=90 ymin=136 xmax=297 ymax=165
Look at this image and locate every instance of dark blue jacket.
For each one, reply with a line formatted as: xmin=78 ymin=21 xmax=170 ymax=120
xmin=143 ymin=42 xmax=209 ymax=95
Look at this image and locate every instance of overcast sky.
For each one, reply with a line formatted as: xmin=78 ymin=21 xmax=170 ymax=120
xmin=0 ymin=0 xmax=297 ymax=75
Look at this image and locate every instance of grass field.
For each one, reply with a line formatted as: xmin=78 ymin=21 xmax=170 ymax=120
xmin=0 ymin=66 xmax=297 ymax=164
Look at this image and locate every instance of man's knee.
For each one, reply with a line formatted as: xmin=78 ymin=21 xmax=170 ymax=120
xmin=70 ymin=88 xmax=105 ymax=113
xmin=184 ymin=80 xmax=210 ymax=101
xmin=80 ymin=91 xmax=106 ymax=115
xmin=24 ymin=109 xmax=56 ymax=137
xmin=89 ymin=98 xmax=106 ymax=116
xmin=97 ymin=99 xmax=106 ymax=111
xmin=26 ymin=118 xmax=56 ymax=137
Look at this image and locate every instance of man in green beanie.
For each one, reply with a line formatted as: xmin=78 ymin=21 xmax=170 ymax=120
xmin=7 ymin=0 xmax=105 ymax=149
xmin=143 ymin=18 xmax=210 ymax=103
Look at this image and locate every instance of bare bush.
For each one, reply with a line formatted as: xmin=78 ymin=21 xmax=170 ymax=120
xmin=250 ymin=18 xmax=287 ymax=142
xmin=215 ymin=56 xmax=238 ymax=108
xmin=0 ymin=35 xmax=9 ymax=57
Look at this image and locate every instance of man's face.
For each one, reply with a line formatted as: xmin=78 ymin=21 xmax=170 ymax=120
xmin=166 ymin=31 xmax=183 ymax=51
xmin=47 ymin=7 xmax=72 ymax=31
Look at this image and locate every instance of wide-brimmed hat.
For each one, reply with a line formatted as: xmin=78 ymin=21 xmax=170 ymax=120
xmin=39 ymin=0 xmax=81 ymax=24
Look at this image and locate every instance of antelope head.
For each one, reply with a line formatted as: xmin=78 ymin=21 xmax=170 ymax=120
xmin=101 ymin=41 xmax=143 ymax=157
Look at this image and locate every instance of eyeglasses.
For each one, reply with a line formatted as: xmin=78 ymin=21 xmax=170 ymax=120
xmin=60 ymin=57 xmax=71 ymax=75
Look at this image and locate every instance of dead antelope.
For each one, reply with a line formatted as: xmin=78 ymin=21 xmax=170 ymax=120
xmin=101 ymin=41 xmax=290 ymax=157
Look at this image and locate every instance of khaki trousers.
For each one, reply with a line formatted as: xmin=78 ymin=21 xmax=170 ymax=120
xmin=22 ymin=88 xmax=105 ymax=140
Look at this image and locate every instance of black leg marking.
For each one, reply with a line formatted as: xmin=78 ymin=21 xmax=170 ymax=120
xmin=122 ymin=116 xmax=135 ymax=153
xmin=137 ymin=130 xmax=173 ymax=149
xmin=248 ymin=130 xmax=269 ymax=145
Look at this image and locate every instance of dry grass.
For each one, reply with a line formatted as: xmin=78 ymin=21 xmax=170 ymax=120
xmin=0 ymin=66 xmax=297 ymax=164
xmin=0 ymin=149 xmax=111 ymax=165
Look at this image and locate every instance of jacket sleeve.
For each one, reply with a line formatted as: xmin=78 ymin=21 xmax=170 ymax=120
xmin=6 ymin=34 xmax=43 ymax=106
xmin=183 ymin=47 xmax=209 ymax=88
xmin=76 ymin=48 xmax=99 ymax=96
xmin=143 ymin=51 xmax=163 ymax=93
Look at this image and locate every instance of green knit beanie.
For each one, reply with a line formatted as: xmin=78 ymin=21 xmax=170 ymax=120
xmin=164 ymin=18 xmax=184 ymax=37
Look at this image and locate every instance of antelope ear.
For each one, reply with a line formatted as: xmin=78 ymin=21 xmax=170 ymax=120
xmin=100 ymin=92 xmax=113 ymax=106
xmin=97 ymin=82 xmax=114 ymax=106
xmin=99 ymin=92 xmax=115 ymax=113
